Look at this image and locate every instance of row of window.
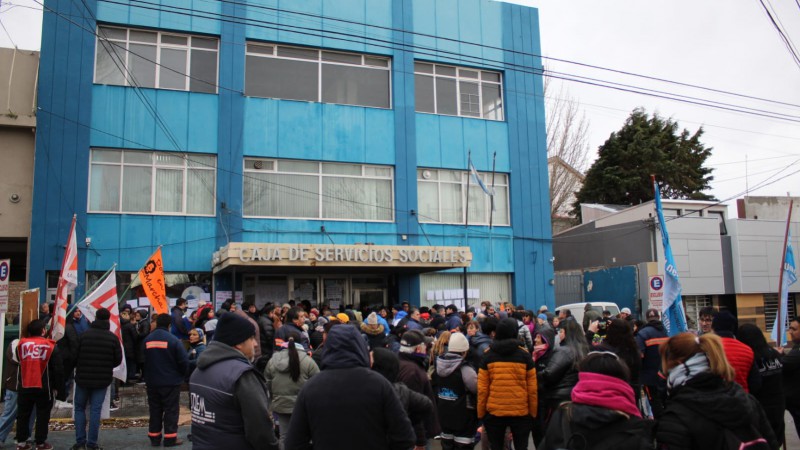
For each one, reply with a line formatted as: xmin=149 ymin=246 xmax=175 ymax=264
xmin=94 ymin=25 xmax=505 ymax=121
xmin=88 ymin=149 xmax=510 ymax=226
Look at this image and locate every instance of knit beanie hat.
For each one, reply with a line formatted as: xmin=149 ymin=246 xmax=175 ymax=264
xmin=336 ymin=313 xmax=350 ymax=323
xmin=214 ymin=312 xmax=256 ymax=346
xmin=156 ymin=313 xmax=171 ymax=329
xmin=95 ymin=308 xmax=111 ymax=321
xmin=495 ymin=318 xmax=519 ymax=340
xmin=448 ymin=332 xmax=469 ymax=353
xmin=371 ymin=347 xmax=400 ymax=382
xmin=367 ymin=312 xmax=378 ymax=325
xmin=712 ymin=310 xmax=738 ymax=335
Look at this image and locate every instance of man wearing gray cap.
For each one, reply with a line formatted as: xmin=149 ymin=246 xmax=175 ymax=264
xmin=189 ymin=313 xmax=278 ymax=450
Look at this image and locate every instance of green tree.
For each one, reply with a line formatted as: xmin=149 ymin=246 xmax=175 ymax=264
xmin=572 ymin=108 xmax=714 ymax=218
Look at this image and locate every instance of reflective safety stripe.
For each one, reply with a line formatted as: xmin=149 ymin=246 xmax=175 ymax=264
xmin=148 ymin=432 xmax=162 ymax=437
xmin=146 ymin=341 xmax=169 ymax=349
xmin=164 ymin=433 xmax=178 ymax=438
xmin=646 ymin=337 xmax=668 ymax=347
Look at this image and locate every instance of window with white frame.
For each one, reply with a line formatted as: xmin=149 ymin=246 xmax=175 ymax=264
xmin=414 ymin=62 xmax=503 ymax=120
xmin=94 ymin=26 xmax=219 ymax=93
xmin=417 ymin=168 xmax=509 ymax=225
xmin=244 ymin=43 xmax=391 ymax=109
xmin=243 ymin=159 xmax=394 ymax=221
xmin=89 ymin=149 xmax=216 ymax=215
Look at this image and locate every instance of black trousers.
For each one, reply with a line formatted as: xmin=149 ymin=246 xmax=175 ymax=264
xmin=147 ymin=385 xmax=180 ymax=444
xmin=484 ymin=415 xmax=532 ymax=450
xmin=15 ymin=390 xmax=52 ymax=444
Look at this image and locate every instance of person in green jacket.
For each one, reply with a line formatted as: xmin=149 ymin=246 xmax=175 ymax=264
xmin=265 ymin=330 xmax=319 ymax=449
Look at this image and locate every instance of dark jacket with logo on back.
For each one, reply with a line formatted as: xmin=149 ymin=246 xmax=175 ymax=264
xmin=75 ymin=318 xmax=123 ymax=389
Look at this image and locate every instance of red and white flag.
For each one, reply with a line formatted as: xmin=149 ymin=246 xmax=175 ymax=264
xmin=79 ymin=269 xmax=127 ymax=382
xmin=51 ymin=215 xmax=78 ymax=341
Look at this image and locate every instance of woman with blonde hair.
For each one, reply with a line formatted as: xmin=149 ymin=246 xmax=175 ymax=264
xmin=428 ymin=331 xmax=451 ymax=377
xmin=655 ymin=332 xmax=778 ymax=449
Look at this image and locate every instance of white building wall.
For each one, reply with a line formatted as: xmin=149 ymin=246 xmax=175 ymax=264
xmin=655 ymin=217 xmax=725 ymax=295
xmin=728 ymin=219 xmax=800 ymax=294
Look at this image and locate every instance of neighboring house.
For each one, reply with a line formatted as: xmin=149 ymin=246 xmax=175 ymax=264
xmin=31 ymin=0 xmax=555 ymax=312
xmin=0 ymin=47 xmax=38 ymax=321
xmin=548 ymin=155 xmax=584 ymax=235
xmin=553 ymin=198 xmax=799 ymax=336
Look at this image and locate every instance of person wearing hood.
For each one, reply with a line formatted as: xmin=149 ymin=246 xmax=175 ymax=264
xmin=72 ymin=308 xmax=123 ymax=450
xmin=265 ymin=330 xmax=319 ymax=450
xmin=372 ymin=348 xmax=434 ymax=450
xmin=432 ymin=332 xmax=478 ymax=450
xmin=539 ymin=352 xmax=654 ymax=450
xmin=478 ymin=318 xmax=538 ymax=450
xmin=634 ymin=308 xmax=668 ymax=418
xmin=712 ymin=311 xmax=757 ymax=393
xmin=655 ymin=332 xmax=778 ymax=449
xmin=397 ymin=330 xmax=441 ymax=444
xmin=189 ymin=313 xmax=278 ymax=450
xmin=284 ymin=325 xmax=415 ymax=450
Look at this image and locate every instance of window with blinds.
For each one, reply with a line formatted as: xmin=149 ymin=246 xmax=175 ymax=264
xmin=682 ymin=295 xmax=712 ymax=332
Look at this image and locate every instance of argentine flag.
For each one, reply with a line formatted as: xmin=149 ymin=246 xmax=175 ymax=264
xmin=772 ymin=231 xmax=796 ymax=346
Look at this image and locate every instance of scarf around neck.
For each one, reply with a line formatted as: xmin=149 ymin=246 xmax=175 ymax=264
xmin=570 ymin=372 xmax=641 ymax=418
xmin=667 ymin=352 xmax=710 ymax=391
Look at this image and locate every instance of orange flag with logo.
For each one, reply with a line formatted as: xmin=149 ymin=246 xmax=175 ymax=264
xmin=139 ymin=248 xmax=168 ymax=314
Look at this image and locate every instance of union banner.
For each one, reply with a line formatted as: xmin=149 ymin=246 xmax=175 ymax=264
xmin=139 ymin=248 xmax=168 ymax=315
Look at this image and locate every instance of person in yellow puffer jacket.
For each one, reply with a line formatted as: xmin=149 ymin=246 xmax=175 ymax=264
xmin=477 ymin=318 xmax=537 ymax=450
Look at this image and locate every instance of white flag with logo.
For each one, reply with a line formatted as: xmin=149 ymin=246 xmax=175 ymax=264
xmin=79 ymin=269 xmax=127 ymax=382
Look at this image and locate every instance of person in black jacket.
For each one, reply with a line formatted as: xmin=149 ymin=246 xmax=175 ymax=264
xmin=275 ymin=307 xmax=310 ymax=350
xmin=72 ymin=308 xmax=123 ymax=450
xmin=133 ymin=309 xmax=150 ymax=381
xmin=738 ymin=323 xmax=785 ymax=442
xmin=782 ymin=317 xmax=800 ymax=440
xmin=539 ymin=352 xmax=654 ymax=450
xmin=655 ymin=332 xmax=778 ymax=449
xmin=144 ymin=314 xmax=189 ymax=447
xmin=284 ymin=325 xmax=415 ymax=450
xmin=537 ymin=319 xmax=588 ymax=441
xmin=57 ymin=310 xmax=80 ymax=396
xmin=634 ymin=308 xmax=668 ymax=418
xmin=372 ymin=348 xmax=434 ymax=450
xmin=119 ymin=310 xmax=138 ymax=383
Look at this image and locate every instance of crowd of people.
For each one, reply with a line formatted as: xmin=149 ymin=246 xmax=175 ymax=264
xmin=2 ymin=298 xmax=799 ymax=450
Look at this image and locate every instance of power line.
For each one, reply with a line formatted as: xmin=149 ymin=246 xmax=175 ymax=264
xmin=755 ymin=0 xmax=800 ymax=69
xmin=190 ymin=0 xmax=800 ymax=110
xmin=50 ymin=0 xmax=800 ymax=124
xmin=0 ymin=17 xmax=17 ymax=48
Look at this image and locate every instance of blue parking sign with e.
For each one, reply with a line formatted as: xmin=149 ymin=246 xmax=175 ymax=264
xmin=650 ymin=276 xmax=663 ymax=291
xmin=0 ymin=261 xmax=8 ymax=281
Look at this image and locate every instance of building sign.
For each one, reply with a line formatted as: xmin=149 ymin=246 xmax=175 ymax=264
xmin=213 ymin=243 xmax=472 ymax=272
xmin=0 ymin=259 xmax=9 ymax=313
xmin=649 ymin=274 xmax=664 ymax=311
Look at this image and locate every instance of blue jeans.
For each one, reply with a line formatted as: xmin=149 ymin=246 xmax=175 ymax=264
xmin=0 ymin=390 xmax=35 ymax=443
xmin=74 ymin=385 xmax=107 ymax=447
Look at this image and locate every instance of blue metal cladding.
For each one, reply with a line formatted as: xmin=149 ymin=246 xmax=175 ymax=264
xmin=31 ymin=0 xmax=553 ymax=308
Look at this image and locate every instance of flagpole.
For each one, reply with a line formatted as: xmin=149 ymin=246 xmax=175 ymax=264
xmin=49 ymin=214 xmax=77 ymax=338
xmin=464 ymin=150 xmax=471 ymax=307
xmin=777 ymin=199 xmax=793 ymax=346
xmin=66 ymin=263 xmax=117 ymax=317
xmin=489 ymin=152 xmax=497 ymax=230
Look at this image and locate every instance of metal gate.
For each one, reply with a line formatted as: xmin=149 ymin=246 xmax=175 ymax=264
xmin=554 ymin=271 xmax=583 ymax=306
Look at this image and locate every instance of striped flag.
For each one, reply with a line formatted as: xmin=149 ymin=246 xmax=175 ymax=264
xmin=51 ymin=215 xmax=78 ymax=341
xmin=469 ymin=160 xmax=494 ymax=196
xmin=79 ymin=269 xmax=127 ymax=382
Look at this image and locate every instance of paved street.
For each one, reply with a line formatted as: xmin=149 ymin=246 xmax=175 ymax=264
xmin=1 ymin=383 xmax=798 ymax=449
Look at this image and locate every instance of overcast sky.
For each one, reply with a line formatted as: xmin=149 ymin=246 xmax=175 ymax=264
xmin=2 ymin=0 xmax=799 ymax=212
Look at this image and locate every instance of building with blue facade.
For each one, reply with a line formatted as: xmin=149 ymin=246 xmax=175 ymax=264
xmin=31 ymin=0 xmax=553 ymax=311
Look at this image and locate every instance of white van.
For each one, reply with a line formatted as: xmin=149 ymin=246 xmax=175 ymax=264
xmin=556 ymin=302 xmax=620 ymax=326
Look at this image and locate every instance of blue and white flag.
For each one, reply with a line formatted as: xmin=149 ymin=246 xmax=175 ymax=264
xmin=772 ymin=231 xmax=796 ymax=346
xmin=653 ymin=180 xmax=688 ymax=336
xmin=469 ymin=161 xmax=494 ymax=196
